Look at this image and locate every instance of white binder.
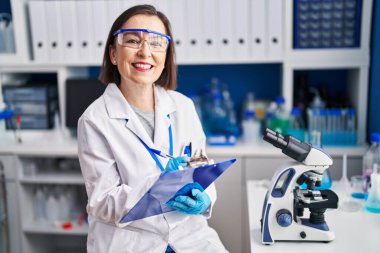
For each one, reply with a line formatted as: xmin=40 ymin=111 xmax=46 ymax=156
xmin=139 ymin=0 xmax=156 ymax=7
xmin=267 ymin=0 xmax=283 ymax=59
xmin=250 ymin=0 xmax=266 ymax=59
xmin=59 ymin=1 xmax=78 ymax=63
xmin=186 ymin=0 xmax=202 ymax=60
xmin=235 ymin=0 xmax=250 ymax=59
xmin=155 ymin=0 xmax=170 ymax=18
xmin=44 ymin=1 xmax=63 ymax=63
xmin=167 ymin=0 xmax=187 ymax=61
xmin=106 ymin=0 xmax=122 ymax=30
xmin=121 ymin=0 xmax=137 ymax=12
xmin=218 ymin=0 xmax=234 ymax=59
xmin=91 ymin=1 xmax=108 ymax=63
xmin=28 ymin=1 xmax=48 ymax=62
xmin=202 ymin=0 xmax=218 ymax=59
xmin=76 ymin=1 xmax=93 ymax=63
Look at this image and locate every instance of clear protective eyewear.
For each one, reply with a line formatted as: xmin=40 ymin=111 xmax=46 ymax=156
xmin=113 ymin=28 xmax=171 ymax=52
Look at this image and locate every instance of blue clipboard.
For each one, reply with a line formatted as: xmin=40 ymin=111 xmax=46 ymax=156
xmin=120 ymin=158 xmax=236 ymax=223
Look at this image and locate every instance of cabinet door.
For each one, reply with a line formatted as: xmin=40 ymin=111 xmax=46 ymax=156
xmin=245 ymin=157 xmax=291 ymax=180
xmin=208 ymin=156 xmax=243 ymax=253
xmin=0 ymin=155 xmax=21 ymax=253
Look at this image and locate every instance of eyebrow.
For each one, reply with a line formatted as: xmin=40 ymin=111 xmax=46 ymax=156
xmin=123 ymin=32 xmax=141 ymax=37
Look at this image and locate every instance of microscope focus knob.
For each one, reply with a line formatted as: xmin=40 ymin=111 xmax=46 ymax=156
xmin=276 ymin=209 xmax=292 ymax=227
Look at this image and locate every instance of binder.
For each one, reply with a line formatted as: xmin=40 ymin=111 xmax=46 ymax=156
xmin=139 ymin=0 xmax=156 ymax=7
xmin=250 ymin=0 xmax=266 ymax=59
xmin=202 ymin=0 xmax=218 ymax=59
xmin=76 ymin=1 xmax=93 ymax=63
xmin=121 ymin=0 xmax=137 ymax=12
xmin=106 ymin=0 xmax=122 ymax=30
xmin=218 ymin=0 xmax=234 ymax=59
xmin=28 ymin=1 xmax=48 ymax=62
xmin=91 ymin=1 xmax=108 ymax=63
xmin=267 ymin=0 xmax=283 ymax=59
xmin=59 ymin=1 xmax=78 ymax=63
xmin=155 ymin=0 xmax=170 ymax=19
xmin=44 ymin=1 xmax=63 ymax=63
xmin=120 ymin=158 xmax=237 ymax=223
xmin=185 ymin=0 xmax=202 ymax=60
xmin=235 ymin=0 xmax=250 ymax=59
xmin=167 ymin=0 xmax=187 ymax=61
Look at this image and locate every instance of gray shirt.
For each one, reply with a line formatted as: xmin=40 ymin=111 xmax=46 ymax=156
xmin=130 ymin=104 xmax=155 ymax=141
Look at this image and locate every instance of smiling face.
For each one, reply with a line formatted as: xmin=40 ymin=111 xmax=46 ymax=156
xmin=110 ymin=14 xmax=167 ymax=88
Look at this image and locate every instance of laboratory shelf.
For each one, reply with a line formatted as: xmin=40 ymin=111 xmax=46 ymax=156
xmin=0 ymin=136 xmax=368 ymax=158
xmin=23 ymin=222 xmax=88 ymax=235
xmin=20 ymin=173 xmax=84 ymax=185
xmin=0 ymin=57 xmax=283 ymax=68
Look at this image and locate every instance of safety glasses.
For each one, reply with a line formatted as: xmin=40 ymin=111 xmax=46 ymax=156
xmin=113 ymin=28 xmax=171 ymax=52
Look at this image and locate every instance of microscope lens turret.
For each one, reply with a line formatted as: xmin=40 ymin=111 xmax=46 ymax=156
xmin=263 ymin=128 xmax=311 ymax=163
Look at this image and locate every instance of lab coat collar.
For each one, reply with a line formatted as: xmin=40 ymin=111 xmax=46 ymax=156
xmin=153 ymin=85 xmax=177 ymax=149
xmin=103 ymin=83 xmax=176 ymax=119
xmin=103 ymin=83 xmax=177 ymax=149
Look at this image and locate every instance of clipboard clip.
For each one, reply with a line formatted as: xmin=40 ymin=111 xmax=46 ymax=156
xmin=186 ymin=149 xmax=213 ymax=168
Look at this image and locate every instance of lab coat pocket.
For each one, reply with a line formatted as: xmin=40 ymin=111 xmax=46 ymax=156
xmin=90 ymin=220 xmax=139 ymax=253
xmin=109 ymin=228 xmax=140 ymax=252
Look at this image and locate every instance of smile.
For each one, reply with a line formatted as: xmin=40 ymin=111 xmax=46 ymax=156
xmin=132 ymin=63 xmax=153 ymax=72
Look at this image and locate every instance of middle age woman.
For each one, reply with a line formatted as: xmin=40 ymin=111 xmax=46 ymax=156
xmin=78 ymin=4 xmax=229 ymax=253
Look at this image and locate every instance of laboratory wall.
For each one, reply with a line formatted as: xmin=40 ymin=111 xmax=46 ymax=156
xmin=369 ymin=0 xmax=380 ymax=136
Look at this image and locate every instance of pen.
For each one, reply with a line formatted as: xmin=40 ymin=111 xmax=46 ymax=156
xmin=150 ymin=148 xmax=174 ymax=159
xmin=184 ymin=142 xmax=192 ymax=157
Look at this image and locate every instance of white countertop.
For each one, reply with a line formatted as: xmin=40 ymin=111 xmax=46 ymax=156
xmin=247 ymin=180 xmax=380 ymax=253
xmin=0 ymin=130 xmax=367 ymax=157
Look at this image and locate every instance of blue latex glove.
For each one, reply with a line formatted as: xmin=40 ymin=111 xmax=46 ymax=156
xmin=164 ymin=156 xmax=188 ymax=172
xmin=166 ymin=182 xmax=211 ymax=215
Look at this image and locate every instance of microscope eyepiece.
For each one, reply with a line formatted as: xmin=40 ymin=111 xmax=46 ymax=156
xmin=263 ymin=128 xmax=288 ymax=149
xmin=263 ymin=128 xmax=312 ymax=162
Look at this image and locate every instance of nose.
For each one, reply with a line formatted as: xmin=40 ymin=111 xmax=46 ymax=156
xmin=137 ymin=40 xmax=152 ymax=57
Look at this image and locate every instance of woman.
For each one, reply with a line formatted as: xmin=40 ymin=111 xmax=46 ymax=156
xmin=77 ymin=5 xmax=228 ymax=253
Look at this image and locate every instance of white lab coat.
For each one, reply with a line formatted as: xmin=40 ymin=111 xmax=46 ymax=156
xmin=78 ymin=83 xmax=228 ymax=253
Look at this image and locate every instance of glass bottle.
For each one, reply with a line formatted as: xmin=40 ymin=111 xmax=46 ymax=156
xmin=362 ymin=133 xmax=380 ymax=193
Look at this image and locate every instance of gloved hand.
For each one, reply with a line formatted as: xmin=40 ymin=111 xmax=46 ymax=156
xmin=166 ymin=182 xmax=211 ymax=215
xmin=164 ymin=156 xmax=188 ymax=172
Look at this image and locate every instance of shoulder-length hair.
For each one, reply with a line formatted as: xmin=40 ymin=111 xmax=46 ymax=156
xmin=99 ymin=5 xmax=177 ymax=90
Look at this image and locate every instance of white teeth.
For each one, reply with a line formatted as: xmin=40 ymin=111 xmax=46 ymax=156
xmin=134 ymin=63 xmax=152 ymax=69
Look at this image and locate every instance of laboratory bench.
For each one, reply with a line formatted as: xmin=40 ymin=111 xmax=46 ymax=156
xmin=247 ymin=180 xmax=380 ymax=253
xmin=0 ymin=132 xmax=369 ymax=253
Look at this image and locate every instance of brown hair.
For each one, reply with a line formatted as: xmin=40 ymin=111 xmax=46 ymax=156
xmin=99 ymin=5 xmax=177 ymax=90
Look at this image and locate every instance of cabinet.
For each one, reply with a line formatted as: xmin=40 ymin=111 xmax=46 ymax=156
xmin=0 ymin=154 xmax=87 ymax=253
xmin=0 ymin=155 xmax=21 ymax=253
xmin=0 ymin=0 xmax=375 ymax=253
xmin=208 ymin=156 xmax=244 ymax=253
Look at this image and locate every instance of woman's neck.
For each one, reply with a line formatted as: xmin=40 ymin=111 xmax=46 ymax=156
xmin=119 ymin=81 xmax=155 ymax=112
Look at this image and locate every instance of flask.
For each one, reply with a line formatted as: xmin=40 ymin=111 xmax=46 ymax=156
xmin=365 ymin=166 xmax=380 ymax=213
xmin=288 ymin=107 xmax=306 ymax=141
xmin=362 ymin=133 xmax=380 ymax=192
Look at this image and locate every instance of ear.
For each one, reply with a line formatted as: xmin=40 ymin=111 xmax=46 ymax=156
xmin=109 ymin=45 xmax=117 ymax=65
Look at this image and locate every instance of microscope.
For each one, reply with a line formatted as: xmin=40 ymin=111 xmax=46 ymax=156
xmin=261 ymin=128 xmax=339 ymax=244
